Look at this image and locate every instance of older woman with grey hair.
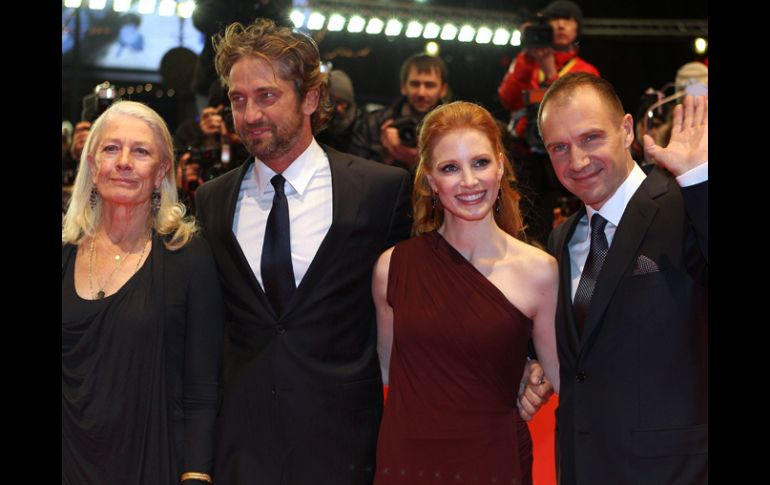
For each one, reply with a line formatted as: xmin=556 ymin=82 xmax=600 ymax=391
xmin=62 ymin=101 xmax=223 ymax=484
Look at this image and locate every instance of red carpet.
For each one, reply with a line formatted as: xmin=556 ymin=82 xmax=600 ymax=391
xmin=528 ymin=394 xmax=557 ymax=485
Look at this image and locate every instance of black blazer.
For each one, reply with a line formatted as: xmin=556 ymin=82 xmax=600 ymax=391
xmin=548 ymin=167 xmax=708 ymax=485
xmin=195 ymin=145 xmax=411 ymax=485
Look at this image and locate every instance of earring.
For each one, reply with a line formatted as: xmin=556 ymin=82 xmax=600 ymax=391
xmin=151 ymin=188 xmax=161 ymax=216
xmin=495 ymin=187 xmax=502 ymax=213
xmin=431 ymin=193 xmax=437 ymax=210
xmin=89 ymin=184 xmax=98 ymax=210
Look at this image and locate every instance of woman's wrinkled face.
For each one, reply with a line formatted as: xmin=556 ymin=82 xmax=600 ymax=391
xmin=89 ymin=115 xmax=168 ymax=208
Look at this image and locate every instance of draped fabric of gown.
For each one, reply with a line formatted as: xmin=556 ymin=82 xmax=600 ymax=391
xmin=375 ymin=231 xmax=534 ymax=485
xmin=62 ymin=236 xmax=222 ymax=485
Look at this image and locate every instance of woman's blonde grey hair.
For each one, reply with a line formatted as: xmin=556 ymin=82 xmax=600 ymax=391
xmin=62 ymin=100 xmax=197 ymax=250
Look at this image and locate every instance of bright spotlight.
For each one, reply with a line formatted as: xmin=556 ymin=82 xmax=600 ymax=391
xmin=694 ymin=37 xmax=708 ymax=54
xmin=406 ymin=21 xmax=423 ymax=38
xmin=158 ymin=0 xmax=176 ymax=16
xmin=423 ymin=22 xmax=441 ymax=39
xmin=112 ymin=0 xmax=130 ymax=11
xmin=289 ymin=9 xmax=306 ymax=28
xmin=475 ymin=26 xmax=492 ymax=44
xmin=458 ymin=25 xmax=475 ymax=42
xmin=493 ymin=28 xmax=510 ymax=45
xmin=348 ymin=15 xmax=366 ymax=33
xmin=440 ymin=23 xmax=458 ymax=41
xmin=307 ymin=12 xmax=326 ymax=30
xmin=137 ymin=0 xmax=156 ymax=15
xmin=511 ymin=29 xmax=522 ymax=46
xmin=425 ymin=41 xmax=440 ymax=56
xmin=385 ymin=19 xmax=403 ymax=36
xmin=366 ymin=18 xmax=384 ymax=34
xmin=327 ymin=14 xmax=346 ymax=31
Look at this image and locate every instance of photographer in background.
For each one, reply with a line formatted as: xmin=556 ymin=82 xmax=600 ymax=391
xmin=62 ymin=82 xmax=119 ymax=188
xmin=316 ymin=69 xmax=364 ymax=154
xmin=497 ymin=0 xmax=598 ymax=245
xmin=350 ymin=53 xmax=448 ymax=173
xmin=175 ymin=80 xmax=249 ymax=212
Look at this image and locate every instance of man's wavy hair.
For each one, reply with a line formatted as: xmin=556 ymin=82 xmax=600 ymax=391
xmin=213 ymin=18 xmax=332 ymax=134
xmin=413 ymin=101 xmax=525 ymax=239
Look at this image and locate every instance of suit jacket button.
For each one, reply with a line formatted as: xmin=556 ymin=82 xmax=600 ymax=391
xmin=576 ymin=372 xmax=587 ymax=383
xmin=276 ymin=325 xmax=286 ymax=334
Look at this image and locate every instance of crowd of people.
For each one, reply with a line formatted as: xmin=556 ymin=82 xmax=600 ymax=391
xmin=63 ymin=2 xmax=708 ymax=484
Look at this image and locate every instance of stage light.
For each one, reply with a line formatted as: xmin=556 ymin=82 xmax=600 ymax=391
xmin=423 ymin=22 xmax=440 ymax=39
xmin=440 ymin=23 xmax=458 ymax=41
xmin=406 ymin=21 xmax=423 ymax=38
xmin=88 ymin=0 xmax=107 ymax=9
xmin=137 ymin=0 xmax=156 ymax=15
xmin=307 ymin=12 xmax=326 ymax=30
xmin=177 ymin=1 xmax=195 ymax=18
xmin=458 ymin=25 xmax=475 ymax=42
xmin=694 ymin=37 xmax=707 ymax=54
xmin=366 ymin=18 xmax=384 ymax=34
xmin=425 ymin=41 xmax=440 ymax=56
xmin=348 ymin=15 xmax=366 ymax=33
xmin=327 ymin=14 xmax=346 ymax=31
xmin=475 ymin=26 xmax=492 ymax=44
xmin=289 ymin=9 xmax=305 ymax=28
xmin=511 ymin=29 xmax=522 ymax=46
xmin=64 ymin=0 xmax=82 ymax=7
xmin=493 ymin=28 xmax=510 ymax=45
xmin=158 ymin=0 xmax=176 ymax=16
xmin=385 ymin=19 xmax=403 ymax=36
xmin=112 ymin=0 xmax=131 ymax=12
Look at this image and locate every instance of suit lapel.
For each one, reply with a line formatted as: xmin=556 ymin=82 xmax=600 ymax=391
xmin=556 ymin=209 xmax=584 ymax=360
xmin=222 ymin=159 xmax=274 ymax=315
xmin=281 ymin=149 xmax=364 ymax=319
xmin=579 ymin=168 xmax=669 ymax=358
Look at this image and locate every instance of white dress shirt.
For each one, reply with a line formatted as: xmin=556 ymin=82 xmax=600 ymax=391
xmin=567 ymin=161 xmax=709 ymax=301
xmin=233 ymin=138 xmax=333 ymax=289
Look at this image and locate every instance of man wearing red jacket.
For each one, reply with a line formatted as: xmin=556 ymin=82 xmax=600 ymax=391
xmin=499 ymin=0 xmax=598 ymax=118
xmin=498 ymin=0 xmax=598 ymax=244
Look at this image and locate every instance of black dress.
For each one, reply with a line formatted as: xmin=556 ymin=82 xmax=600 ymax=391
xmin=62 ymin=235 xmax=224 ymax=485
xmin=375 ymin=232 xmax=534 ymax=485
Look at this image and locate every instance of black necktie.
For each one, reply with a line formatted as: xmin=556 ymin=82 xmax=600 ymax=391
xmin=261 ymin=174 xmax=295 ymax=316
xmin=573 ymin=214 xmax=609 ymax=336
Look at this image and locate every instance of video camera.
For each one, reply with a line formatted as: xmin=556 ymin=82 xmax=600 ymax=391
xmin=391 ymin=116 xmax=420 ymax=148
xmin=81 ymin=82 xmax=118 ymax=122
xmin=522 ymin=15 xmax=554 ymax=49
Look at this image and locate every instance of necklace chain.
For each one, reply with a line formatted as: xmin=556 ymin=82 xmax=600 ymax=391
xmin=88 ymin=233 xmax=150 ymax=299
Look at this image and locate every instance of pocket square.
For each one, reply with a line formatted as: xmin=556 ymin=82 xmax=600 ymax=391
xmin=632 ymin=254 xmax=660 ymax=275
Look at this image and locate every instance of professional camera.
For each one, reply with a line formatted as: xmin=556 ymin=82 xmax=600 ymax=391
xmin=185 ymin=146 xmax=223 ymax=176
xmin=522 ymin=15 xmax=554 ymax=49
xmin=176 ymin=145 xmax=228 ymax=193
xmin=81 ymin=82 xmax=118 ymax=122
xmin=390 ymin=116 xmax=420 ymax=148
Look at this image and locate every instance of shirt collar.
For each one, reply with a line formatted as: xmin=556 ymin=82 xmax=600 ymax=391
xmin=586 ymin=162 xmax=646 ymax=227
xmin=253 ymin=138 xmax=327 ymax=197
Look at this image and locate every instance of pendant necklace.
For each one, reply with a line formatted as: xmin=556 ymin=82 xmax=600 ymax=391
xmin=88 ymin=234 xmax=150 ymax=299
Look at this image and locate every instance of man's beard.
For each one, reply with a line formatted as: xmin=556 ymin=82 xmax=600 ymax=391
xmin=239 ymin=108 xmax=304 ymax=162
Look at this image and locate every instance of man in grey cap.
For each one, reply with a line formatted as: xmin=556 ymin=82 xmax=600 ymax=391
xmin=316 ymin=69 xmax=364 ymax=154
